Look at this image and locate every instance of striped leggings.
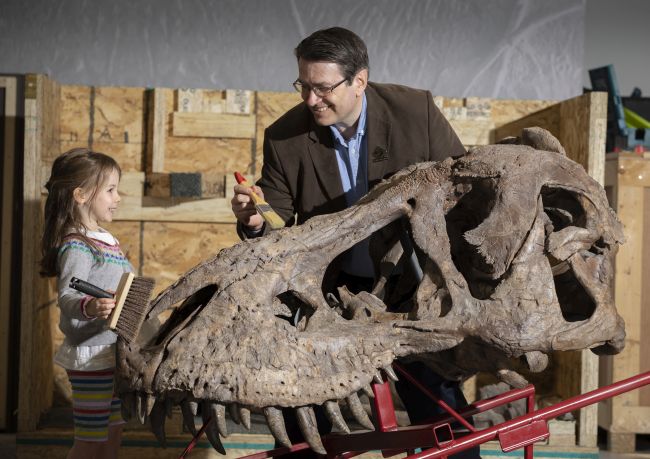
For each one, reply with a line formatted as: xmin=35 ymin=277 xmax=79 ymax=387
xmin=67 ymin=368 xmax=125 ymax=442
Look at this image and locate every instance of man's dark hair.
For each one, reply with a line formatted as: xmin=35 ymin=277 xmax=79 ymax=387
xmin=295 ymin=27 xmax=369 ymax=81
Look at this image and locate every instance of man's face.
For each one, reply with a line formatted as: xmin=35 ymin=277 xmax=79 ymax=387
xmin=297 ymin=59 xmax=367 ymax=131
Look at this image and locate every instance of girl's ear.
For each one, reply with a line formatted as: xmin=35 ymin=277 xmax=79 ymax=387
xmin=73 ymin=187 xmax=88 ymax=205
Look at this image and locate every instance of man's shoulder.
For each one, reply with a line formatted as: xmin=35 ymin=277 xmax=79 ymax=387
xmin=367 ymin=82 xmax=432 ymax=121
xmin=368 ymin=81 xmax=430 ymax=103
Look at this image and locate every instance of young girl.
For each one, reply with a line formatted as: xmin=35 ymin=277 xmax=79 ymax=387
xmin=41 ymin=148 xmax=131 ymax=459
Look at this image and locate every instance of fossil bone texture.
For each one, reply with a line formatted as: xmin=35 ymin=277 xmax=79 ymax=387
xmin=116 ymin=128 xmax=625 ymax=454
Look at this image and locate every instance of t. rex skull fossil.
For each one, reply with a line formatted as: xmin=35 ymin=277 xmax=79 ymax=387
xmin=116 ymin=128 xmax=625 ymax=454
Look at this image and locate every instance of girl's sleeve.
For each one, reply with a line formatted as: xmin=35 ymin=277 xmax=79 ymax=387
xmin=57 ymin=240 xmax=96 ymax=321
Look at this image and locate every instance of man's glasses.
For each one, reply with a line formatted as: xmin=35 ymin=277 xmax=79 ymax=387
xmin=293 ymin=78 xmax=348 ymax=97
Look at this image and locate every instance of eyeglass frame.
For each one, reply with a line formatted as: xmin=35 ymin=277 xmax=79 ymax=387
xmin=292 ymin=77 xmax=349 ymax=97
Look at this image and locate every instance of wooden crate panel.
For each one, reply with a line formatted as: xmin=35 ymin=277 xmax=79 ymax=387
xmin=103 ymin=221 xmax=142 ymax=272
xmin=165 ymin=137 xmax=251 ymax=176
xmin=59 ymin=85 xmax=91 ymax=146
xmin=490 ymin=99 xmax=558 ymax=127
xmin=255 ymin=91 xmax=301 ymax=176
xmin=493 ymin=104 xmax=561 ymax=142
xmin=172 ymin=112 xmax=256 ymax=139
xmin=142 ymin=222 xmax=239 ymax=295
xmin=93 ymin=87 xmax=146 ymax=144
xmin=91 ymin=141 xmax=144 ymax=172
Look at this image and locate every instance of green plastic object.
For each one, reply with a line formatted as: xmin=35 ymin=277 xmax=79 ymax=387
xmin=625 ymin=107 xmax=650 ymax=129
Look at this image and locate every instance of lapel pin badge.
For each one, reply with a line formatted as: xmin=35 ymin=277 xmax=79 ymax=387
xmin=372 ymin=146 xmax=389 ymax=162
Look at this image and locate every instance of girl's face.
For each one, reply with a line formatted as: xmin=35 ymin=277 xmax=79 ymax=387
xmin=76 ymin=168 xmax=121 ymax=230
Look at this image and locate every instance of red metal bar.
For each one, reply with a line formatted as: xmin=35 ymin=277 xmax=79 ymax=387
xmin=179 ymin=416 xmax=212 ymax=459
xmin=393 ymin=362 xmax=476 ymax=433
xmin=372 ymin=380 xmax=399 ymax=431
xmin=409 ymin=371 xmax=650 ymax=459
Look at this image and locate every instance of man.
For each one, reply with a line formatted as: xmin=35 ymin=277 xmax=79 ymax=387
xmin=231 ymin=27 xmax=477 ymax=459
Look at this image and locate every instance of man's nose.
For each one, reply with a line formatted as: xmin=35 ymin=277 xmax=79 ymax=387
xmin=303 ymin=88 xmax=322 ymax=105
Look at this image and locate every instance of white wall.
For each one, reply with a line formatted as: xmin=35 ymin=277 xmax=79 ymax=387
xmin=0 ymin=0 xmax=585 ymax=100
xmin=584 ymin=0 xmax=650 ymax=96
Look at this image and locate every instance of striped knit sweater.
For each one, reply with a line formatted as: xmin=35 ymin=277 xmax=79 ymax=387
xmin=56 ymin=229 xmax=133 ymax=348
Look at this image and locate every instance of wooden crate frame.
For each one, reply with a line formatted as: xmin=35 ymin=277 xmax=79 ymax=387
xmin=18 ymin=75 xmax=607 ymax=454
xmin=600 ymin=153 xmax=650 ymax=452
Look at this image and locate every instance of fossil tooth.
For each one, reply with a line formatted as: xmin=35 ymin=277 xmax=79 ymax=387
xmin=239 ymin=406 xmax=251 ymax=430
xmin=324 ymin=400 xmax=350 ymax=434
xmin=347 ymin=393 xmax=374 ymax=430
xmin=383 ymin=365 xmax=399 ymax=382
xmin=229 ymin=402 xmax=241 ymax=424
xmin=145 ymin=393 xmax=156 ymax=417
xmin=362 ymin=384 xmax=375 ymax=398
xmin=373 ymin=371 xmax=384 ymax=384
xmin=150 ymin=399 xmax=167 ymax=448
xmin=263 ymin=406 xmax=291 ymax=448
xmin=296 ymin=406 xmax=326 ymax=455
xmin=207 ymin=401 xmax=228 ymax=437
xmin=136 ymin=392 xmax=147 ymax=424
xmin=202 ymin=402 xmax=226 ymax=454
xmin=181 ymin=399 xmax=198 ymax=435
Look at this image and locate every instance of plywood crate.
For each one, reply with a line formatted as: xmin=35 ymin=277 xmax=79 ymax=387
xmin=18 ymin=74 xmax=607 ymax=456
xmin=600 ymin=152 xmax=650 ymax=452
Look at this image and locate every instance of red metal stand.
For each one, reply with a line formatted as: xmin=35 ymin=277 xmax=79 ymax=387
xmin=191 ymin=367 xmax=650 ymax=459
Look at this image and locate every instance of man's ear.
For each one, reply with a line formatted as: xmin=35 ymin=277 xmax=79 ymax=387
xmin=73 ymin=187 xmax=88 ymax=205
xmin=354 ymin=69 xmax=368 ymax=96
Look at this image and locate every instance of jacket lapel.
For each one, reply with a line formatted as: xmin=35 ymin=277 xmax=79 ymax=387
xmin=307 ymin=123 xmax=344 ymax=201
xmin=365 ymin=85 xmax=392 ymax=186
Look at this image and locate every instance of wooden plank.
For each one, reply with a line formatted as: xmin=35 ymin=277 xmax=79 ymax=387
xmin=88 ymin=141 xmax=144 ymax=172
xmin=612 ymin=157 xmax=650 ymax=188
xmin=490 ymin=99 xmax=558 ymax=127
xmin=165 ymin=137 xmax=251 ymax=179
xmin=19 ymin=74 xmax=59 ymax=431
xmin=147 ymin=88 xmax=168 ymax=173
xmin=609 ymin=405 xmax=650 ymax=432
xmin=59 ymin=85 xmax=91 ymax=147
xmin=102 ymin=221 xmax=142 ymax=273
xmin=558 ymin=92 xmax=607 ymax=185
xmin=177 ymin=88 xmax=204 ymax=113
xmin=172 ymin=112 xmax=256 ymax=139
xmin=255 ymin=91 xmax=301 ymax=176
xmin=93 ymin=86 xmax=146 ymax=144
xmin=142 ymin=222 xmax=240 ymax=296
xmin=225 ymin=89 xmax=253 ymax=114
xmin=493 ymin=104 xmax=561 ymax=142
xmin=114 ymin=195 xmax=235 ymax=223
xmin=449 ymin=119 xmax=495 ymax=146
xmin=120 ymin=171 xmax=145 ymax=198
xmin=0 ymin=75 xmax=18 ymax=430
xmin=641 ymin=187 xmax=650 ymax=406
xmin=612 ymin=185 xmax=643 ymax=407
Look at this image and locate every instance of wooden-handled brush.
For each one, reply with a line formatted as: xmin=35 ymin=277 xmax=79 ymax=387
xmin=69 ymin=273 xmax=155 ymax=343
xmin=234 ymin=171 xmax=285 ymax=230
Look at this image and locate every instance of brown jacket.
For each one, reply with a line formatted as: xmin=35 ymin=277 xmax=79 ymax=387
xmin=242 ymin=82 xmax=465 ymax=234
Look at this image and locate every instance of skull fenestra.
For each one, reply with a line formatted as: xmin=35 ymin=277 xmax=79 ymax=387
xmin=116 ymin=128 xmax=625 ymax=454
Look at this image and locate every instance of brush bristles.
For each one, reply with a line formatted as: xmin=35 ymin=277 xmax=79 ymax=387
xmin=114 ymin=277 xmax=156 ymax=343
xmin=255 ymin=204 xmax=285 ymax=230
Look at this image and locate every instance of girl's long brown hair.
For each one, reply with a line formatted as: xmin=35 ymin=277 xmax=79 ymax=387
xmin=40 ymin=148 xmax=121 ymax=277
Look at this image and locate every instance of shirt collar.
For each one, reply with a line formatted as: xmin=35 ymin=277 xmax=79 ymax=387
xmin=330 ymin=92 xmax=367 ymax=145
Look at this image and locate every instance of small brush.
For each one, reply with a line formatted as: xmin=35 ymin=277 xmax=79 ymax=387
xmin=234 ymin=171 xmax=285 ymax=230
xmin=69 ymin=273 xmax=155 ymax=343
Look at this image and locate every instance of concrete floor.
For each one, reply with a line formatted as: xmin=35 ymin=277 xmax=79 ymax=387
xmin=2 ymin=431 xmax=649 ymax=459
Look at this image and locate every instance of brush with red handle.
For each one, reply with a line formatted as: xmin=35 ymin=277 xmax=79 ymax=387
xmin=234 ymin=172 xmax=285 ymax=230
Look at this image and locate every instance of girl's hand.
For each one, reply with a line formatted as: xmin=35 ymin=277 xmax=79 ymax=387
xmin=85 ymin=297 xmax=116 ymax=320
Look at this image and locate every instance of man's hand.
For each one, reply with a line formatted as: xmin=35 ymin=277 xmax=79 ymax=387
xmin=85 ymin=297 xmax=116 ymax=320
xmin=231 ymin=184 xmax=265 ymax=231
